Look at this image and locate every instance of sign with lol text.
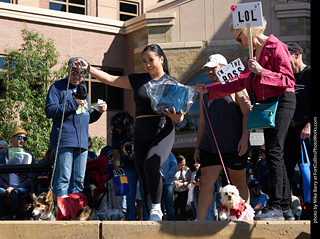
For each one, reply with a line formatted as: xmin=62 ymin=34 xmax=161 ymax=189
xmin=232 ymin=2 xmax=263 ymax=29
xmin=216 ymin=58 xmax=245 ymax=84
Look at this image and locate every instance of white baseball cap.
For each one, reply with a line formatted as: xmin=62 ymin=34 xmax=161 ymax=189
xmin=202 ymin=54 xmax=228 ymax=69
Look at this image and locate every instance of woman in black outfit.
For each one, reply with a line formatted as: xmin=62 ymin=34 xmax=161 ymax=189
xmin=77 ymin=44 xmax=184 ymax=221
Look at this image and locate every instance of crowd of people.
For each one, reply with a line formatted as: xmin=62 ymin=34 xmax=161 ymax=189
xmin=0 ymin=17 xmax=311 ymax=222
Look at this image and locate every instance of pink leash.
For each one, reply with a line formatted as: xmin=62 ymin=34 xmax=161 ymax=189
xmin=200 ymin=93 xmax=231 ymax=184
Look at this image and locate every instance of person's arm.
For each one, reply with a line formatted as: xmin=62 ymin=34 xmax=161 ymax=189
xmin=185 ymin=169 xmax=192 ymax=185
xmin=194 ymin=101 xmax=205 ymax=164
xmin=300 ymin=123 xmax=311 ymax=139
xmin=112 ymin=149 xmax=120 ymax=173
xmin=77 ymin=59 xmax=132 ymax=90
xmin=196 ymin=72 xmax=250 ymax=101
xmin=248 ymin=44 xmax=295 ymax=89
xmin=254 ymin=194 xmax=268 ymax=214
xmin=166 ymin=154 xmax=178 ymax=182
xmin=235 ymin=90 xmax=251 ymax=156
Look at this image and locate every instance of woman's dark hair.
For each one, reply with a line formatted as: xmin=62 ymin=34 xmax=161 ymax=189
xmin=142 ymin=44 xmax=170 ymax=75
xmin=111 ymin=111 xmax=134 ymax=141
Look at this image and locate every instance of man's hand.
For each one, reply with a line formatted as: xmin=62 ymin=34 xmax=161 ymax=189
xmin=97 ymin=102 xmax=107 ymax=113
xmin=194 ymin=149 xmax=201 ymax=164
xmin=301 ymin=123 xmax=311 ymax=139
xmin=75 ymin=98 xmax=85 ymax=105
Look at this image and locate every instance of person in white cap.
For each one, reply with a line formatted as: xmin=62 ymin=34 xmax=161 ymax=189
xmin=194 ymin=54 xmax=251 ymax=221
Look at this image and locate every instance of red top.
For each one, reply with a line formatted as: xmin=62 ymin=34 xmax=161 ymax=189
xmin=207 ymin=34 xmax=295 ymax=102
xmin=219 ymin=201 xmax=247 ymax=219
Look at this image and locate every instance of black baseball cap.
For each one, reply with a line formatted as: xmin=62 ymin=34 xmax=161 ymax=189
xmin=286 ymin=42 xmax=303 ymax=54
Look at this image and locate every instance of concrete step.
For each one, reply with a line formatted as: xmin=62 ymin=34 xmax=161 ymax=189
xmin=0 ymin=220 xmax=311 ymax=239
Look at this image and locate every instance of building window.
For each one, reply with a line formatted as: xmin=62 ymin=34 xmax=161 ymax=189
xmin=0 ymin=0 xmax=13 ymax=3
xmin=119 ymin=1 xmax=139 ymax=21
xmin=175 ymin=70 xmax=210 ymax=133
xmin=49 ymin=0 xmax=86 ymax=15
xmin=85 ymin=67 xmax=124 ymax=110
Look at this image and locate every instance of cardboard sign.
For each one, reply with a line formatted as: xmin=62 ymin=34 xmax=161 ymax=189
xmin=7 ymin=148 xmax=32 ymax=165
xmin=232 ymin=2 xmax=263 ymax=29
xmin=8 ymin=148 xmax=25 ymax=161
xmin=216 ymin=58 xmax=245 ymax=84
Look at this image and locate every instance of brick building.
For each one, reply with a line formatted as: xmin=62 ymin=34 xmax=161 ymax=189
xmin=0 ymin=0 xmax=311 ymax=152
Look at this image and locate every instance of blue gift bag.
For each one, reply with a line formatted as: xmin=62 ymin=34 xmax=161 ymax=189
xmin=113 ymin=169 xmax=130 ymax=196
xmin=300 ymin=139 xmax=311 ymax=203
xmin=144 ymin=74 xmax=197 ymax=115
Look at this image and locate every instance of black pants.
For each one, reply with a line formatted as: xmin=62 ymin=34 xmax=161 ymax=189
xmin=263 ymin=92 xmax=296 ymax=211
xmin=174 ymin=190 xmax=188 ymax=220
xmin=134 ymin=116 xmax=175 ymax=213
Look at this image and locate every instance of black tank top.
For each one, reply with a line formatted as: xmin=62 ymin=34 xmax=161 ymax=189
xmin=201 ymin=94 xmax=244 ymax=154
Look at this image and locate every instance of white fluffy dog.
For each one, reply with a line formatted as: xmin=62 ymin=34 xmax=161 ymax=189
xmin=219 ymin=184 xmax=255 ymax=221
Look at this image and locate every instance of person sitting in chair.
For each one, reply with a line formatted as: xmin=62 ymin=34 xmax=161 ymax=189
xmin=0 ymin=126 xmax=35 ymax=219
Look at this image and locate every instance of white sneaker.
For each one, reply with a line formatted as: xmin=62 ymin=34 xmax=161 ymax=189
xmin=149 ymin=209 xmax=163 ymax=221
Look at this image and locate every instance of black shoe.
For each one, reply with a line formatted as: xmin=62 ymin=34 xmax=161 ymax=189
xmin=0 ymin=214 xmax=14 ymax=220
xmin=283 ymin=208 xmax=295 ymax=221
xmin=255 ymin=207 xmax=285 ymax=221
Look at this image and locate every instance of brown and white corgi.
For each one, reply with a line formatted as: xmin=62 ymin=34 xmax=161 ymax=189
xmin=32 ymin=185 xmax=96 ymax=221
xmin=32 ymin=190 xmax=58 ymax=221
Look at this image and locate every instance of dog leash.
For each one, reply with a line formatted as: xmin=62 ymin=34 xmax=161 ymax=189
xmin=200 ymin=93 xmax=231 ymax=184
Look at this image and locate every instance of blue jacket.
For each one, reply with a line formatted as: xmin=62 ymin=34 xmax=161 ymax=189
xmin=161 ymin=152 xmax=178 ymax=185
xmin=45 ymin=78 xmax=101 ymax=150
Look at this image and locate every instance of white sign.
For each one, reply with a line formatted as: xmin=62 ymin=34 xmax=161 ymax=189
xmin=216 ymin=58 xmax=245 ymax=84
xmin=232 ymin=2 xmax=263 ymax=29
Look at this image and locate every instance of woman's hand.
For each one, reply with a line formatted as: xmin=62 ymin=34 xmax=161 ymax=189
xmin=163 ymin=107 xmax=184 ymax=123
xmin=248 ymin=59 xmax=263 ymax=74
xmin=195 ymin=84 xmax=209 ymax=95
xmin=74 ymin=59 xmax=89 ymax=71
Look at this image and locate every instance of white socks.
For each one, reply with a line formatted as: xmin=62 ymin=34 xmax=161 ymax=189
xmin=151 ymin=203 xmax=161 ymax=211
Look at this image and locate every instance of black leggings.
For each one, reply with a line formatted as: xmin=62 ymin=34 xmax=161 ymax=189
xmin=134 ymin=116 xmax=175 ymax=212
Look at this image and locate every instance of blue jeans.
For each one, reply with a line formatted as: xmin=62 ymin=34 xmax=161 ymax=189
xmin=124 ymin=169 xmax=148 ymax=221
xmin=0 ymin=187 xmax=30 ymax=217
xmin=52 ymin=147 xmax=88 ymax=196
xmin=162 ymin=183 xmax=176 ymax=221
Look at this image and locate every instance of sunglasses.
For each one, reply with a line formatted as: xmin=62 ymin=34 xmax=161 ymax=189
xmin=15 ymin=135 xmax=28 ymax=141
xmin=71 ymin=69 xmax=86 ymax=76
xmin=236 ymin=31 xmax=243 ymax=43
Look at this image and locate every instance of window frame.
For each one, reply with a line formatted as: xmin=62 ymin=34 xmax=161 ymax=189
xmin=119 ymin=0 xmax=139 ymax=21
xmin=49 ymin=0 xmax=87 ymax=15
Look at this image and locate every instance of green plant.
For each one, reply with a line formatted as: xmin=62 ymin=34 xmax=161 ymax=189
xmin=90 ymin=136 xmax=107 ymax=156
xmin=0 ymin=26 xmax=66 ymax=161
